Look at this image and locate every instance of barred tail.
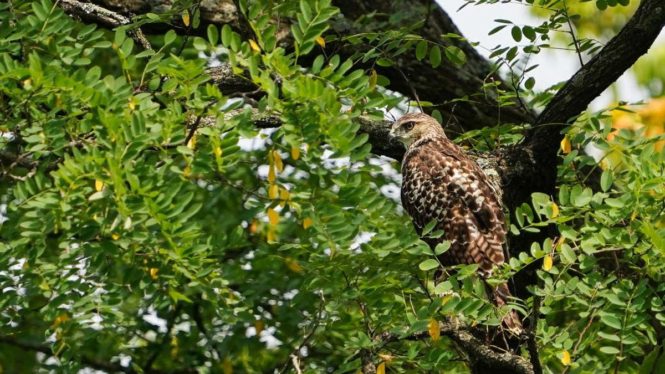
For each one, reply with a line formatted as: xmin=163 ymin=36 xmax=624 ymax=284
xmin=493 ymin=283 xmax=523 ymax=335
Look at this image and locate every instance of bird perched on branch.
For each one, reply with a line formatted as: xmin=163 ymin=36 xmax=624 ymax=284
xmin=390 ymin=112 xmax=522 ymax=334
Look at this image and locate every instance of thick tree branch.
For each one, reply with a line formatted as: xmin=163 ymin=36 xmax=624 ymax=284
xmin=379 ymin=323 xmax=534 ymax=374
xmin=529 ymin=0 xmax=665 ymax=155
xmin=207 ymin=64 xmax=257 ymax=94
xmin=63 ymin=0 xmax=533 ymax=131
xmin=334 ymin=0 xmax=535 ymax=131
xmin=501 ymin=0 xmax=665 ymax=213
xmin=59 ymin=0 xmax=152 ymax=50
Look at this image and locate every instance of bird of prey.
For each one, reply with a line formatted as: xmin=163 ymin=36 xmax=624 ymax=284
xmin=390 ymin=112 xmax=521 ymax=333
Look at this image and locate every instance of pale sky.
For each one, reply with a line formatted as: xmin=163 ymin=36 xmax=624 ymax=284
xmin=437 ymin=0 xmax=662 ymax=110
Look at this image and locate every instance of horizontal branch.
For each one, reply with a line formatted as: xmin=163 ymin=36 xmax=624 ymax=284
xmin=207 ymin=64 xmax=257 ymax=94
xmin=379 ymin=322 xmax=534 ymax=374
xmin=59 ymin=0 xmax=152 ymax=50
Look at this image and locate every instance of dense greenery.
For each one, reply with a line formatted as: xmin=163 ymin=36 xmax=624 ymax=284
xmin=0 ymin=0 xmax=663 ymax=373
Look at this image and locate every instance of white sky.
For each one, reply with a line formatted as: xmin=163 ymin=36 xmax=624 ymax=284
xmin=437 ymin=0 xmax=663 ymax=110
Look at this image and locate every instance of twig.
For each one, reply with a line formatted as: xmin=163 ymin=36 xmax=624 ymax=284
xmin=278 ymin=292 xmax=326 ymax=374
xmin=526 ymin=295 xmax=543 ymax=374
xmin=143 ymin=304 xmax=183 ymax=371
xmin=562 ymin=1 xmax=584 ymax=67
xmin=290 ymin=354 xmax=303 ymax=374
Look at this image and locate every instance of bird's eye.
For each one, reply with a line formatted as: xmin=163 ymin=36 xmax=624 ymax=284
xmin=404 ymin=122 xmax=415 ymax=131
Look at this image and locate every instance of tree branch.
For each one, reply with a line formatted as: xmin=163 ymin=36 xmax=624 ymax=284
xmin=379 ymin=322 xmax=534 ymax=374
xmin=529 ymin=0 xmax=665 ymax=153
xmin=59 ymin=0 xmax=152 ymax=50
xmin=498 ymin=0 xmax=665 ymax=213
xmin=333 ymin=0 xmax=536 ymax=131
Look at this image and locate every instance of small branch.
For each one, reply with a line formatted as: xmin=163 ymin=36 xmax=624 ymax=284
xmin=59 ymin=0 xmax=152 ymax=50
xmin=562 ymin=0 xmax=584 ymax=67
xmin=526 ymin=296 xmax=543 ymax=374
xmin=290 ymin=354 xmax=303 ymax=374
xmin=143 ymin=304 xmax=183 ymax=371
xmin=279 ymin=292 xmax=325 ymax=374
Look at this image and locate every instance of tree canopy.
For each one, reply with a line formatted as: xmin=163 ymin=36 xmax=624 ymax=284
xmin=1 ymin=0 xmax=664 ymax=373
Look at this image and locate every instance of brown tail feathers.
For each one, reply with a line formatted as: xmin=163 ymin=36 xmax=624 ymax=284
xmin=493 ymin=283 xmax=523 ymax=335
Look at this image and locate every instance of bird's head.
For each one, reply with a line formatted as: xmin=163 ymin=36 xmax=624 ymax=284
xmin=389 ymin=113 xmax=446 ymax=147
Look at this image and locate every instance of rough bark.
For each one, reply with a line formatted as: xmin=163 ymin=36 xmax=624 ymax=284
xmin=334 ymin=0 xmax=535 ymax=131
xmin=379 ymin=323 xmax=534 ymax=374
xmin=518 ymin=0 xmax=665 ymax=203
xmin=76 ymin=0 xmax=534 ymax=131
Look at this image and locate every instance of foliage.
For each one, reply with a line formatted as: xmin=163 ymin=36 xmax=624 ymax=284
xmin=0 ymin=0 xmax=664 ymax=373
xmin=508 ymin=107 xmax=665 ymax=372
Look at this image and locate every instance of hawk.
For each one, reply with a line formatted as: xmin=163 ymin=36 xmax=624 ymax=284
xmin=390 ymin=113 xmax=521 ymax=333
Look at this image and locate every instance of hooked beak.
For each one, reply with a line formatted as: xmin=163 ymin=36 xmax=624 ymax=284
xmin=388 ymin=125 xmax=397 ymax=139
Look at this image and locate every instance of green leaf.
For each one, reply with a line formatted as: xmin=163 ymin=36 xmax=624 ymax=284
xmin=511 ymin=26 xmax=522 ymax=42
xmin=164 ymin=30 xmax=177 ymax=46
xmin=600 ymin=313 xmax=622 ymax=329
xmin=207 ymin=24 xmax=218 ymax=45
xmin=444 ymin=46 xmax=466 ymax=66
xmin=600 ymin=170 xmax=613 ymax=192
xmin=523 ymin=26 xmax=536 ymax=41
xmin=415 ymin=40 xmax=427 ymax=61
xmin=421 ymin=220 xmax=438 ymax=236
xmin=88 ymin=191 xmax=107 ymax=201
xmin=192 ymin=37 xmax=208 ymax=51
xmin=525 ymin=77 xmax=535 ymax=90
xmin=419 ymin=259 xmax=440 ymax=271
xmin=640 ymin=346 xmax=662 ymax=374
xmin=299 ymin=0 xmax=313 ymax=23
xmin=560 ymin=244 xmax=576 ymax=264
xmin=429 ymin=46 xmax=442 ymax=68
xmin=168 ymin=289 xmax=193 ymax=303
xmin=599 ymin=346 xmax=620 ymax=354
xmin=488 ymin=25 xmax=507 ymax=36
xmin=571 ymin=186 xmax=592 ymax=207
xmin=641 ymin=222 xmax=665 ymax=255
xmin=434 ymin=241 xmax=450 ymax=255
xmin=221 ymin=24 xmax=232 ymax=46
